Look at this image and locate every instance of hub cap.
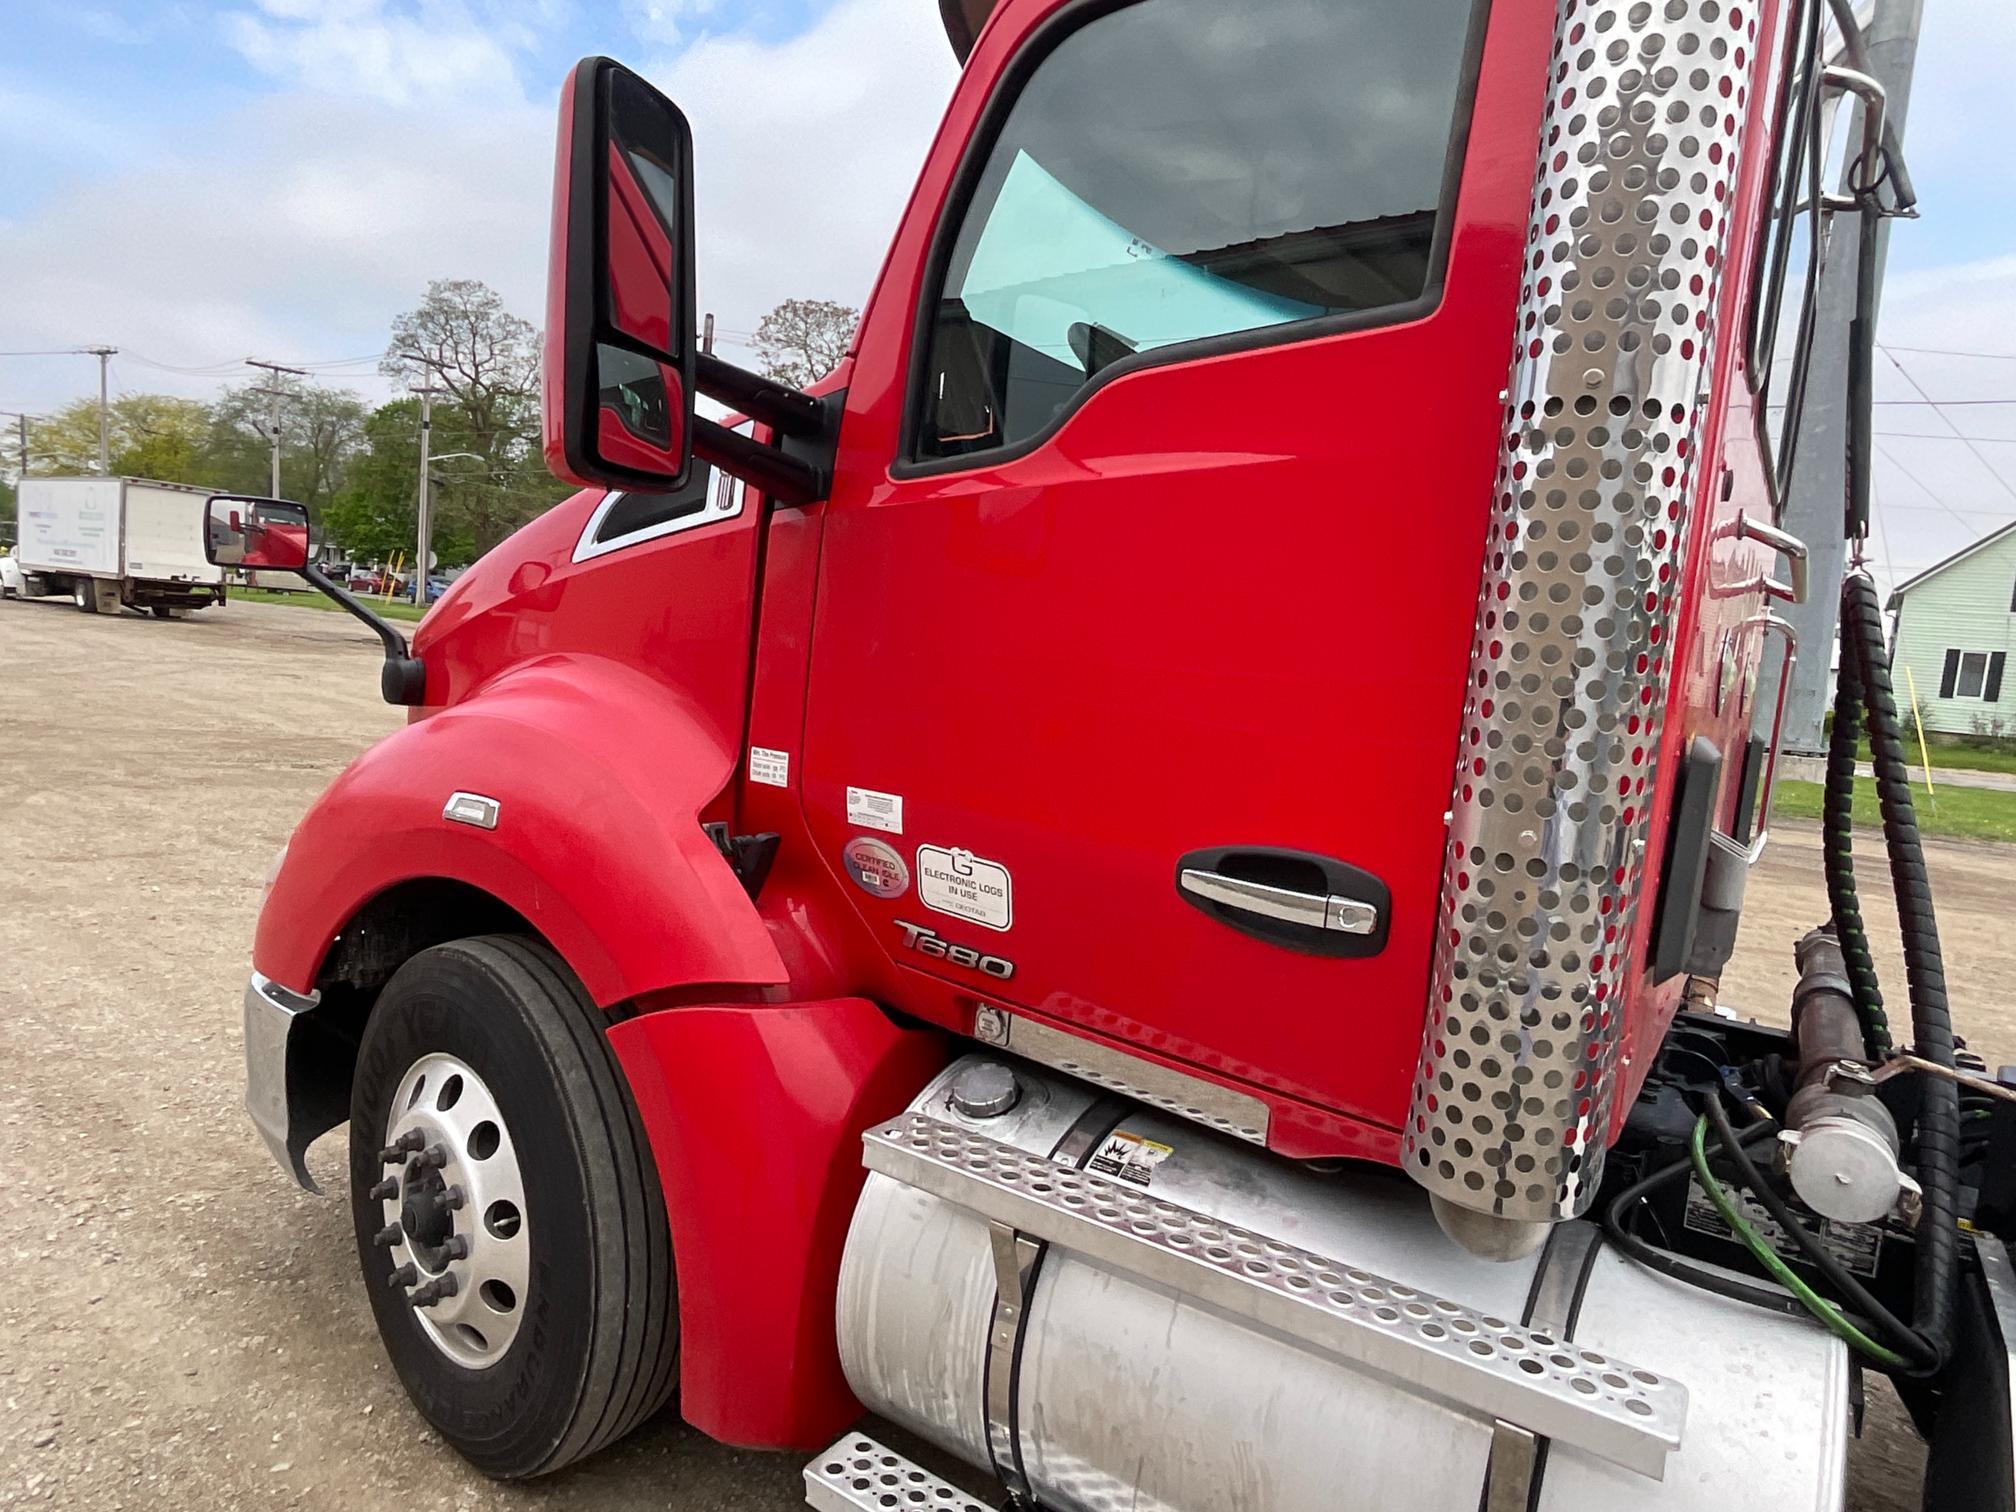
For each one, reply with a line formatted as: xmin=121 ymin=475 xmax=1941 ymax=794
xmin=379 ymin=1053 xmax=528 ymax=1369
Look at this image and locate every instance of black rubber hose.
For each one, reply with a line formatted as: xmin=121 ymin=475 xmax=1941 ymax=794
xmin=1841 ymin=572 xmax=1961 ymax=1365
xmin=1823 ymin=617 xmax=1891 ymax=1051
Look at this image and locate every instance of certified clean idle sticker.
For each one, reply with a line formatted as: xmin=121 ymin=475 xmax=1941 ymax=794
xmin=1087 ymin=1130 xmax=1174 ymax=1188
xmin=748 ymin=747 xmax=790 ymax=787
xmin=842 ymin=836 xmax=910 ymax=899
xmin=915 ymin=845 xmax=1012 ymax=931
xmin=846 ymin=786 xmax=903 ymax=835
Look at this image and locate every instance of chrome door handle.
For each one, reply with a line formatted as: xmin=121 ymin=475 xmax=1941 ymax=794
xmin=1177 ymin=870 xmax=1378 ymax=936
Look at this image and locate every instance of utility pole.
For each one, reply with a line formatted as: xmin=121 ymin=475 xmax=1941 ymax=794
xmin=398 ymin=350 xmax=457 ymax=604
xmin=1764 ymin=0 xmax=1923 ymax=754
xmin=82 ymin=346 xmax=116 ymax=473
xmin=246 ymin=359 xmax=309 ymax=498
xmin=411 ymin=384 xmax=446 ymax=601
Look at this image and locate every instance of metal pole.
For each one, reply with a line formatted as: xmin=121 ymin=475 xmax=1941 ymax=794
xmin=246 ymin=360 xmax=308 ymax=498
xmin=413 ymin=385 xmax=443 ymax=604
xmin=84 ymin=346 xmax=116 ymax=472
xmin=1764 ymin=0 xmax=1922 ymax=754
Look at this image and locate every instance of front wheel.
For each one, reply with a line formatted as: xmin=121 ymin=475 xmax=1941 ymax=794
xmin=349 ymin=936 xmax=677 ymax=1478
xmin=73 ymin=581 xmax=95 ymax=613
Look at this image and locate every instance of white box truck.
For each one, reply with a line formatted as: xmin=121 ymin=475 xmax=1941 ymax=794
xmin=14 ymin=477 xmax=226 ymax=616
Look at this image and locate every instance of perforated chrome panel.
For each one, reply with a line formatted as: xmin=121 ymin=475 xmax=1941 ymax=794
xmin=1405 ymin=0 xmax=1758 ymax=1224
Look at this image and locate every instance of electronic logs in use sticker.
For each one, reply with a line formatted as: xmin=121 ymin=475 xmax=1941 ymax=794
xmin=748 ymin=747 xmax=790 ymax=787
xmin=843 ymin=836 xmax=910 ymax=899
xmin=846 ymin=786 xmax=904 ymax=835
xmin=915 ymin=845 xmax=1012 ymax=931
xmin=1087 ymin=1130 xmax=1175 ymax=1188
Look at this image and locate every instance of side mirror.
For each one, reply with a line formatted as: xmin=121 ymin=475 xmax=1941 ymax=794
xmin=544 ymin=56 xmax=698 ymax=492
xmin=206 ymin=495 xmax=311 ymax=572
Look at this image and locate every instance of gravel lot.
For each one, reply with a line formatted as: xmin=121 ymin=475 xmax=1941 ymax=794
xmin=4 ymin=594 xmax=2011 ymax=1510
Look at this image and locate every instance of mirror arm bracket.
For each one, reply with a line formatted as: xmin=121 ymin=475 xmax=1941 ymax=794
xmin=300 ymin=564 xmax=428 ymax=707
xmin=694 ymin=417 xmax=827 ymax=508
xmin=694 ymin=353 xmax=825 ymax=441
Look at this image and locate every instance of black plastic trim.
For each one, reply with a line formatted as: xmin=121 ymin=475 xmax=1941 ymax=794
xmin=1650 ymin=736 xmax=1724 ymax=983
xmin=891 ymin=0 xmax=1494 ymax=479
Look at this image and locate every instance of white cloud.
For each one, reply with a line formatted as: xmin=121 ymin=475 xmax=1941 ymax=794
xmin=0 ymin=0 xmax=961 ymax=418
xmin=220 ymin=0 xmax=536 ymax=109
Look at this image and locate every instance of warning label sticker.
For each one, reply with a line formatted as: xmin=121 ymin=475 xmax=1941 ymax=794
xmin=915 ymin=845 xmax=1012 ymax=932
xmin=748 ymin=747 xmax=790 ymax=788
xmin=1088 ymin=1131 xmax=1175 ymax=1188
xmin=846 ymin=786 xmax=904 ymax=835
xmin=1683 ymin=1177 xmax=1883 ymax=1277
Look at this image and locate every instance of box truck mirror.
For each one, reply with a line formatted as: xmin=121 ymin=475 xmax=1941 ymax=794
xmin=543 ymin=56 xmax=698 ymax=494
xmin=205 ymin=495 xmax=310 ymax=572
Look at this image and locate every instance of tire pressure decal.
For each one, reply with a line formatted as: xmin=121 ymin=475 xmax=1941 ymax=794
xmin=747 ymin=746 xmax=789 ymax=787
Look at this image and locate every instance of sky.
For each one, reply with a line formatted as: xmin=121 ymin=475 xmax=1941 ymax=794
xmin=0 ymin=0 xmax=2012 ymax=595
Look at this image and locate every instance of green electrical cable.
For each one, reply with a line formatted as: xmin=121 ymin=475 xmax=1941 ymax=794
xmin=1687 ymin=1115 xmax=1911 ymax=1370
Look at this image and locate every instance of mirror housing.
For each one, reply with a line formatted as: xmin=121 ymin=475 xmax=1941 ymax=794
xmin=206 ymin=495 xmax=311 ymax=572
xmin=544 ymin=56 xmax=698 ymax=492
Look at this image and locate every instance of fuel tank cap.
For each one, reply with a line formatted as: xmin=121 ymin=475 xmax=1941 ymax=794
xmin=948 ymin=1061 xmax=1021 ymax=1119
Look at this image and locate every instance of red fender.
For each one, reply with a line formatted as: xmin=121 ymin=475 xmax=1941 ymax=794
xmin=609 ymin=999 xmax=947 ymax=1448
xmin=254 ymin=652 xmax=786 ymax=1003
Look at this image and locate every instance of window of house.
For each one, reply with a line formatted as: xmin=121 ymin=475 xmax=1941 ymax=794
xmin=910 ymin=0 xmax=1482 ymax=462
xmin=1940 ymin=649 xmax=2008 ymax=702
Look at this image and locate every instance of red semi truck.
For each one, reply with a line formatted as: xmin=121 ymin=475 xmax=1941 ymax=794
xmin=220 ymin=1 xmax=2016 ymax=1508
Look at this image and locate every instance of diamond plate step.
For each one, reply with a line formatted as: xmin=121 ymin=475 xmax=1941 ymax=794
xmin=863 ymin=1113 xmax=1686 ymax=1480
xmin=804 ymin=1433 xmax=993 ymax=1512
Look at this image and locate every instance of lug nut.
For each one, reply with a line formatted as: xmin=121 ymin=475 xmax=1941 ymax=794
xmin=387 ymin=1262 xmax=418 ymax=1289
xmin=440 ymin=1185 xmax=465 ymax=1212
xmin=368 ymin=1178 xmax=398 ymax=1202
xmin=377 ymin=1130 xmax=425 ymax=1164
xmin=409 ymin=1274 xmax=460 ymax=1309
xmin=443 ymin=1236 xmax=470 ymax=1261
xmin=419 ymin=1143 xmax=449 ymax=1171
xmin=373 ymin=1223 xmax=404 ymax=1248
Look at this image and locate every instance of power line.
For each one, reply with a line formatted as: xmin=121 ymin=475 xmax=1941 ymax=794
xmin=1873 ymin=437 xmax=1994 ymax=536
xmin=1882 ymin=344 xmax=2016 ymax=361
xmin=1880 ymin=343 xmax=2016 ymax=510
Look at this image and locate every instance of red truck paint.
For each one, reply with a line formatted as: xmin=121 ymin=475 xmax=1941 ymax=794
xmin=609 ymin=999 xmax=944 ymax=1447
xmin=255 ymin=0 xmax=1803 ymax=1448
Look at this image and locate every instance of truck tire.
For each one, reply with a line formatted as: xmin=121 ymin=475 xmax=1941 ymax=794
xmin=348 ymin=936 xmax=677 ymax=1478
xmin=150 ymin=605 xmax=174 ymax=619
xmin=73 ymin=581 xmax=95 ymax=613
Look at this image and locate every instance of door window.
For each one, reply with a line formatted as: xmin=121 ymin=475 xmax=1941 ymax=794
xmin=911 ymin=0 xmax=1482 ymax=462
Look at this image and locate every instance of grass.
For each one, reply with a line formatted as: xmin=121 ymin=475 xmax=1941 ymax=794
xmin=228 ymin=585 xmax=428 ymax=623
xmin=1856 ymin=735 xmax=2016 ymax=777
xmin=1774 ymin=776 xmax=2016 ymax=844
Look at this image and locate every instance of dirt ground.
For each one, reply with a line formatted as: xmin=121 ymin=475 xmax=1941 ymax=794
xmin=3 ymin=595 xmax=2010 ymax=1510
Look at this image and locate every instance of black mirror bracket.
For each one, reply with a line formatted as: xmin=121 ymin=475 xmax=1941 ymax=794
xmin=301 ymin=564 xmax=428 ymax=707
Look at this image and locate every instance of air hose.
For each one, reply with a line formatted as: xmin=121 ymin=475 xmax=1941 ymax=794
xmin=1822 ymin=640 xmax=1892 ymax=1051
xmin=1833 ymin=570 xmax=1961 ymax=1367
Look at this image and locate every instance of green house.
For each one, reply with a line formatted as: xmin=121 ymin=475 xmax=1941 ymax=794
xmin=1889 ymin=523 xmax=2016 ymax=737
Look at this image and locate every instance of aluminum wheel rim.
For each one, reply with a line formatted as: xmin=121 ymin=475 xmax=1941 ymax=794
xmin=379 ymin=1053 xmax=529 ymax=1369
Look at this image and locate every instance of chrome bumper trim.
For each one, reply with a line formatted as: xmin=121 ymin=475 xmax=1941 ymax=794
xmin=244 ymin=971 xmax=326 ymax=1194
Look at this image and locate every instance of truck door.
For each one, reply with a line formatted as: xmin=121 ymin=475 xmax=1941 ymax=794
xmin=800 ymin=0 xmax=1540 ymax=1137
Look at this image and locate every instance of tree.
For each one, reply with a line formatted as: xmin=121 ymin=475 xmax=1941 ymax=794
xmin=380 ymin=279 xmax=562 ymax=553
xmin=752 ymin=298 xmax=858 ymax=388
xmin=28 ymin=394 xmax=211 ymax=481
xmin=201 ymin=381 xmax=367 ymax=512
